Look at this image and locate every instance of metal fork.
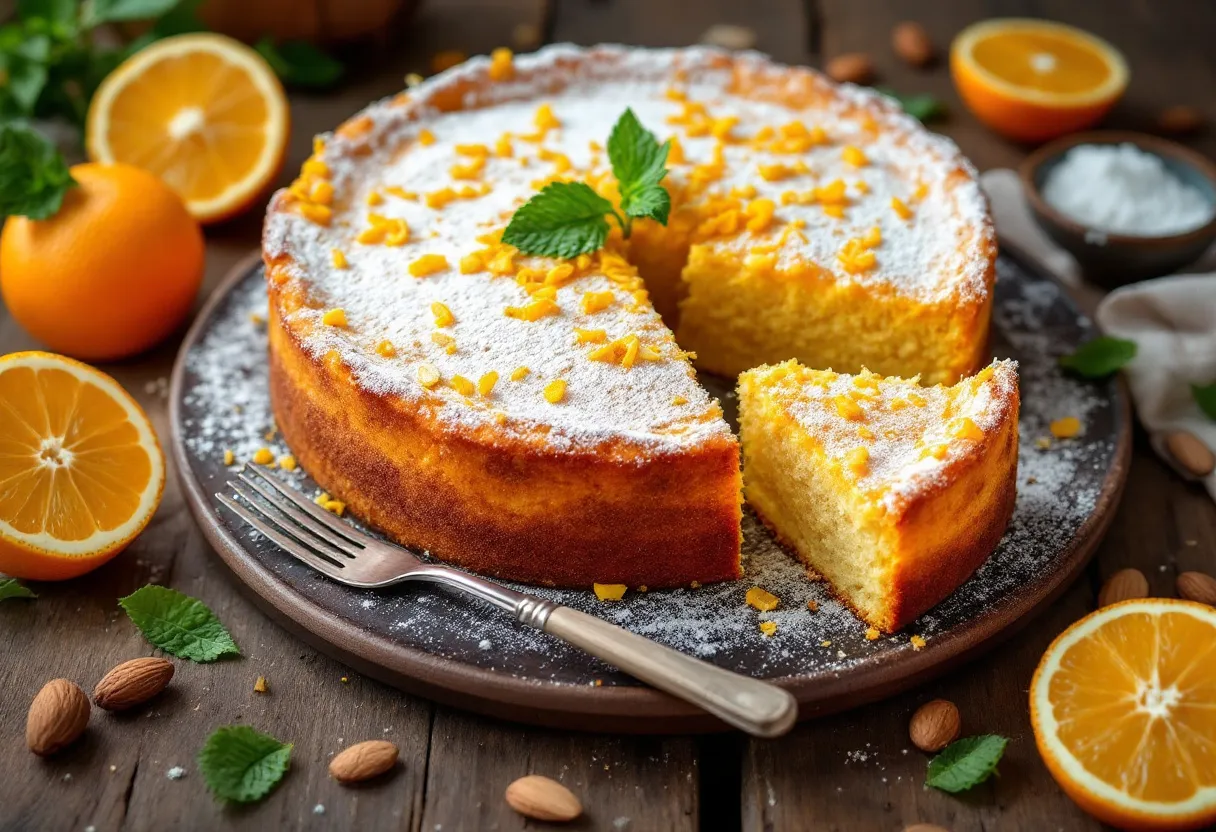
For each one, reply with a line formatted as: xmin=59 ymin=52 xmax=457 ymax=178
xmin=217 ymin=466 xmax=797 ymax=737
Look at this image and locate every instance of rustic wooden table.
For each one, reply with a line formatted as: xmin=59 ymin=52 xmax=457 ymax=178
xmin=3 ymin=1 xmax=1214 ymax=830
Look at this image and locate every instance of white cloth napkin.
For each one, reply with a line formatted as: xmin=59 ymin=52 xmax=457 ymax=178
xmin=981 ymin=168 xmax=1216 ymax=503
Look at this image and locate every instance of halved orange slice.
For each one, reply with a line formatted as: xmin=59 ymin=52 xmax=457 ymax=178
xmin=951 ymin=19 xmax=1128 ymax=142
xmin=1030 ymin=599 xmax=1216 ymax=831
xmin=86 ymin=33 xmax=290 ymax=224
xmin=0 ymin=352 xmax=165 ymax=581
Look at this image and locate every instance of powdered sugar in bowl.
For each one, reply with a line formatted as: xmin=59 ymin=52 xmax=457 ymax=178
xmin=1020 ymin=131 xmax=1216 ymax=288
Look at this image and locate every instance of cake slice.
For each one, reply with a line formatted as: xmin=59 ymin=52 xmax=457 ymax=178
xmin=738 ymin=359 xmax=1019 ymax=632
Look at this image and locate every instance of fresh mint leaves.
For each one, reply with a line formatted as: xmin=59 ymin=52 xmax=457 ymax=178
xmin=1193 ymin=382 xmax=1216 ymax=421
xmin=926 ymin=734 xmax=1008 ymax=793
xmin=119 ymin=585 xmax=239 ymax=662
xmin=1059 ymin=336 xmax=1137 ymax=379
xmin=875 ymin=87 xmax=946 ymax=123
xmin=0 ymin=578 xmax=37 ymax=601
xmin=503 ymin=108 xmax=672 ymax=257
xmin=255 ymin=38 xmax=344 ymax=89
xmin=0 ymin=124 xmax=76 ymax=219
xmin=198 ymin=725 xmax=292 ymax=803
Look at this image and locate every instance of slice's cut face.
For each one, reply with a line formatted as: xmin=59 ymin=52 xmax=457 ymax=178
xmin=0 ymin=352 xmax=165 ymax=580
xmin=1031 ymin=600 xmax=1216 ymax=830
xmin=737 ymin=359 xmax=1018 ymax=630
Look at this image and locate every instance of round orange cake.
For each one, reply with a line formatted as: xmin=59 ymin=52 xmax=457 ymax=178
xmin=262 ymin=44 xmax=997 ymax=590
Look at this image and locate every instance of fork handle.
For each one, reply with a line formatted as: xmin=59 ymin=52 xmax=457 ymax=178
xmin=541 ymin=606 xmax=797 ymax=737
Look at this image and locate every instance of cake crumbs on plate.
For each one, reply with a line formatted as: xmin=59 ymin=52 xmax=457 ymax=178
xmin=910 ymin=635 xmax=927 ymax=650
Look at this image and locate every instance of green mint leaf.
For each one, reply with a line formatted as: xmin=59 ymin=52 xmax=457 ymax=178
xmin=1193 ymin=383 xmax=1216 ymax=421
xmin=0 ymin=578 xmax=37 ymax=601
xmin=119 ymin=585 xmax=240 ymax=662
xmin=926 ymin=735 xmax=1008 ymax=793
xmin=198 ymin=725 xmax=292 ymax=803
xmin=83 ymin=0 xmax=179 ymax=26
xmin=1059 ymin=336 xmax=1137 ymax=379
xmin=503 ymin=181 xmax=614 ymax=258
xmin=875 ymin=87 xmax=946 ymax=123
xmin=254 ymin=38 xmax=343 ymax=89
xmin=18 ymin=0 xmax=78 ymax=27
xmin=606 ymin=107 xmax=671 ymax=220
xmin=0 ymin=124 xmax=76 ymax=219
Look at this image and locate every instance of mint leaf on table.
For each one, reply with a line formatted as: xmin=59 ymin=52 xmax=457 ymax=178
xmin=0 ymin=578 xmax=37 ymax=601
xmin=875 ymin=87 xmax=946 ymax=123
xmin=0 ymin=124 xmax=77 ymax=219
xmin=198 ymin=725 xmax=292 ymax=803
xmin=119 ymin=585 xmax=240 ymax=662
xmin=926 ymin=735 xmax=1008 ymax=793
xmin=607 ymin=106 xmax=672 ymax=224
xmin=1059 ymin=336 xmax=1137 ymax=379
xmin=1193 ymin=383 xmax=1216 ymax=421
xmin=503 ymin=181 xmax=615 ymax=258
xmin=255 ymin=38 xmax=344 ymax=89
xmin=82 ymin=0 xmax=180 ymax=26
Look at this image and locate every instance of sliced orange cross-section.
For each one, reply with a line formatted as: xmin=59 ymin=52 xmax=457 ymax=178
xmin=0 ymin=352 xmax=165 ymax=581
xmin=1030 ymin=599 xmax=1216 ymax=831
xmin=86 ymin=33 xmax=289 ymax=224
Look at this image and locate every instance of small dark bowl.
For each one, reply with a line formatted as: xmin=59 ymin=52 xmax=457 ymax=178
xmin=1020 ymin=131 xmax=1216 ymax=289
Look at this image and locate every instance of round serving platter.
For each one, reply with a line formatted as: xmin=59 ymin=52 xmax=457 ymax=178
xmin=169 ymin=248 xmax=1130 ymax=733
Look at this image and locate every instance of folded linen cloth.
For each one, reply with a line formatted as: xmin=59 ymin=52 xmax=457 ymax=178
xmin=981 ymin=168 xmax=1216 ymax=503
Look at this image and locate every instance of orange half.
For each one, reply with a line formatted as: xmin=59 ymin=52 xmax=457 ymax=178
xmin=86 ymin=33 xmax=289 ymax=224
xmin=951 ymin=18 xmax=1128 ymax=142
xmin=1031 ymin=599 xmax=1216 ymax=831
xmin=0 ymin=352 xmax=165 ymax=580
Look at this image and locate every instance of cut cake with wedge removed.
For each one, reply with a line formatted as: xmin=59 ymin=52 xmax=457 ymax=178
xmin=737 ymin=359 xmax=1019 ymax=632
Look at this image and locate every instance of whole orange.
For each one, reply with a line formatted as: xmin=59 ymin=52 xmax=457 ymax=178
xmin=1 ymin=163 xmax=204 ymax=361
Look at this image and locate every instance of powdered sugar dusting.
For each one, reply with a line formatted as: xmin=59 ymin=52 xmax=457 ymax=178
xmin=178 ymin=253 xmax=1121 ymax=685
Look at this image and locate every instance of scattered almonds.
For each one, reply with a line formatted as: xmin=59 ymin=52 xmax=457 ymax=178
xmin=825 ymin=52 xmax=874 ymax=85
xmin=1177 ymin=571 xmax=1216 ymax=606
xmin=329 ymin=740 xmax=399 ymax=783
xmin=700 ymin=24 xmax=757 ymax=51
xmin=1164 ymin=430 xmax=1215 ymax=477
xmin=93 ymin=658 xmax=175 ymax=711
xmin=27 ymin=679 xmax=90 ymax=756
xmin=909 ymin=699 xmax=960 ymax=752
xmin=1097 ymin=568 xmax=1149 ymax=607
xmin=1156 ymin=105 xmax=1205 ymax=136
xmin=892 ymin=21 xmax=934 ymax=67
xmin=505 ymin=774 xmax=582 ymax=822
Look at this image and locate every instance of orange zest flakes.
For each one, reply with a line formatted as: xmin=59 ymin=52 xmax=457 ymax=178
xmin=384 ymin=185 xmax=418 ymax=201
xmin=814 ymin=178 xmax=849 ymax=205
xmin=279 ymin=455 xmax=297 ymax=472
xmin=580 ymin=290 xmax=615 ymax=314
xmin=430 ymin=50 xmax=466 ymax=73
xmin=543 ymin=379 xmax=567 ymax=403
xmin=418 ymin=128 xmax=436 ymax=146
xmin=431 ymin=301 xmax=455 ymax=327
xmin=314 ymin=492 xmax=346 ymax=516
xmin=294 ymin=202 xmax=331 ymax=226
xmin=409 ymin=253 xmax=449 ymax=277
xmin=891 ymin=196 xmax=914 ymax=220
xmin=488 ymin=47 xmax=514 ymax=81
xmin=252 ymin=447 xmax=275 ymax=466
xmin=865 ymin=627 xmax=880 ymax=641
xmin=478 ymin=371 xmax=498 ymax=396
xmin=949 ymin=416 xmax=984 ymax=441
xmin=838 ymin=238 xmax=877 ymax=274
xmin=744 ymin=198 xmax=776 ymax=233
xmin=860 ymin=226 xmax=882 ymax=248
xmin=424 ymin=185 xmax=488 ymax=209
xmin=758 ymin=163 xmax=795 ymax=182
xmin=913 ymin=182 xmax=929 ymax=201
xmin=449 ymin=375 xmax=475 ymax=397
xmin=455 ymin=143 xmax=490 ymax=157
xmin=575 ymin=328 xmax=607 ymax=344
xmin=906 ymin=391 xmax=927 ymax=407
xmin=586 ymin=334 xmax=660 ymax=369
xmin=759 ymin=621 xmax=778 ymax=637
xmin=667 ymin=135 xmax=686 ymax=164
xmin=366 ymin=189 xmax=383 ymax=206
xmin=672 ymin=395 xmax=688 ymax=406
xmin=357 ymin=214 xmax=410 ymax=246
xmin=534 ymin=103 xmax=561 ymax=130
xmin=331 ymin=248 xmax=348 ymax=269
xmin=833 ymin=394 xmax=865 ymax=421
xmin=910 ymin=635 xmax=926 ymax=650
xmin=845 ymin=446 xmax=869 ymax=475
xmin=494 ymin=133 xmax=513 ymax=158
xmin=375 ymin=340 xmax=396 ymax=358
xmin=745 ymin=587 xmax=780 ymax=611
xmin=510 ymin=366 xmax=530 ymax=381
xmin=841 ymin=145 xmax=869 ymax=167
xmin=1050 ymin=416 xmax=1082 ymax=439
xmin=459 ymin=252 xmax=485 ymax=274
xmin=449 ymin=154 xmax=486 ymax=180
xmin=593 ymin=583 xmax=626 ymax=602
xmin=309 ymin=179 xmax=334 ymax=204
xmin=430 ymin=331 xmax=455 ymax=349
xmin=417 ymin=363 xmax=441 ymax=388
xmin=321 ymin=308 xmax=347 ymax=327
xmin=920 ymin=443 xmax=950 ymax=460
xmin=223 ymin=449 xmax=235 ymax=466
xmin=505 ymin=298 xmax=559 ymax=321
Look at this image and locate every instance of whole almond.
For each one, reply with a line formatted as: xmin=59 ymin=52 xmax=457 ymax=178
xmin=1178 ymin=571 xmax=1216 ymax=606
xmin=27 ymin=679 xmax=90 ymax=756
xmin=1165 ymin=430 xmax=1215 ymax=477
xmin=892 ymin=22 xmax=934 ymax=67
xmin=1098 ymin=568 xmax=1149 ymax=607
xmin=329 ymin=740 xmax=398 ymax=783
xmin=1156 ymin=105 xmax=1205 ymax=136
xmin=94 ymin=658 xmax=175 ymax=711
xmin=825 ymin=52 xmax=875 ymax=85
xmin=505 ymin=774 xmax=582 ymax=822
xmin=909 ymin=699 xmax=960 ymax=752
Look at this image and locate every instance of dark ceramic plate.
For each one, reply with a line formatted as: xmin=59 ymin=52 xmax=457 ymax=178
xmin=169 ymin=249 xmax=1130 ymax=733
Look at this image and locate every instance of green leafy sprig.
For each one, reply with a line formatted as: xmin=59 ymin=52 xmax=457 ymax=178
xmin=1193 ymin=382 xmax=1216 ymax=421
xmin=119 ymin=584 xmax=240 ymax=662
xmin=502 ymin=108 xmax=671 ymax=258
xmin=1058 ymin=336 xmax=1137 ymax=379
xmin=925 ymin=734 xmax=1008 ymax=793
xmin=0 ymin=577 xmax=37 ymax=601
xmin=0 ymin=124 xmax=75 ymax=218
xmin=198 ymin=725 xmax=292 ymax=803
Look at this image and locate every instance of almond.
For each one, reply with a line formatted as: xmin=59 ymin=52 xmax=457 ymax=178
xmin=1098 ymin=568 xmax=1149 ymax=607
xmin=892 ymin=22 xmax=934 ymax=67
xmin=1178 ymin=571 xmax=1216 ymax=606
xmin=505 ymin=774 xmax=582 ymax=822
xmin=825 ymin=53 xmax=875 ymax=85
xmin=93 ymin=658 xmax=175 ymax=711
xmin=329 ymin=740 xmax=399 ymax=783
xmin=27 ymin=679 xmax=90 ymax=756
xmin=1156 ymin=105 xmax=1205 ymax=136
xmin=1165 ymin=430 xmax=1215 ymax=477
xmin=909 ymin=699 xmax=960 ymax=752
